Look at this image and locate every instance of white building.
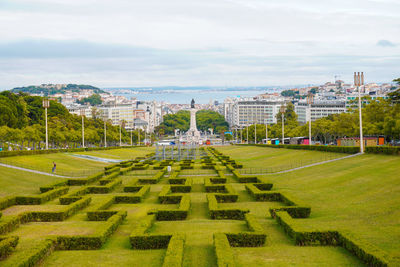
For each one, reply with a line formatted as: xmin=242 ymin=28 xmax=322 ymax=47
xmin=295 ymin=100 xmax=346 ymax=124
xmin=224 ymin=97 xmax=285 ymax=127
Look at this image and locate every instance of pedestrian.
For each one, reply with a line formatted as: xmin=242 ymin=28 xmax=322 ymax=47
xmin=52 ymin=162 xmax=56 ymax=173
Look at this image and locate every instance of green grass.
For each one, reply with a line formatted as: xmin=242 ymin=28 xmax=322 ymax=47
xmin=2 ymin=146 xmax=399 ymax=266
xmin=217 ymin=145 xmax=345 ymax=171
xmin=257 ymin=153 xmax=400 ymax=261
xmin=75 ymin=147 xmax=154 ymax=160
xmin=0 ymin=153 xmax=110 ymax=176
xmin=0 ymin=166 xmax=63 ymax=197
xmin=0 ymin=147 xmax=154 ymax=177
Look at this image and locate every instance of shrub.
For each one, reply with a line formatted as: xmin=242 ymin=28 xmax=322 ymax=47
xmin=2 ymin=239 xmax=55 ymax=267
xmin=55 ymin=211 xmax=126 ymax=250
xmin=0 ymin=236 xmax=19 ymax=260
xmin=365 ymin=146 xmax=400 ymax=155
xmin=15 ymin=187 xmax=69 ymax=205
xmin=161 ymin=234 xmax=185 ymax=267
xmin=130 ymin=215 xmax=172 ymax=249
xmin=239 ymin=144 xmax=360 ymax=154
xmin=87 ymin=178 xmax=122 ymax=194
xmin=154 ymin=195 xmax=191 ymax=221
xmin=207 ymin=194 xmax=248 ymax=220
xmin=213 ymin=233 xmax=236 ymax=267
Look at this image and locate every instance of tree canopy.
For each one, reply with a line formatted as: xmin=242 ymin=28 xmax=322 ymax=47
xmin=156 ymin=110 xmax=229 ymax=135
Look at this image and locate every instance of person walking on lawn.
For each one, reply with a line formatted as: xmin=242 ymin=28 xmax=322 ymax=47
xmin=52 ymin=161 xmax=56 ymax=173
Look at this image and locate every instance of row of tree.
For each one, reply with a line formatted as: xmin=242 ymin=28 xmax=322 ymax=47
xmin=0 ymin=91 xmax=146 ymax=150
xmin=155 ymin=110 xmax=229 ymax=135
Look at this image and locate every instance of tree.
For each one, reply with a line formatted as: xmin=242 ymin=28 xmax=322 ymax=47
xmin=77 ymin=94 xmax=102 ymax=106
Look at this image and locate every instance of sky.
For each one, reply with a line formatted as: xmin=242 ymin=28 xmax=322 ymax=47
xmin=0 ymin=0 xmax=399 ymax=89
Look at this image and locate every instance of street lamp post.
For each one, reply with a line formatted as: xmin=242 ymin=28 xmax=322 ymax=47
xmin=354 ymin=72 xmax=365 ymax=153
xmin=130 ymin=129 xmax=133 ymax=146
xmin=42 ymin=98 xmax=50 ymax=150
xmin=280 ymin=105 xmax=286 ymax=145
xmin=104 ymin=120 xmax=107 ymax=148
xmin=240 ymin=126 xmax=243 ymax=144
xmin=307 ymin=93 xmax=314 ymax=146
xmin=264 ymin=114 xmax=268 ymax=144
xmin=138 ymin=128 xmax=141 ymax=145
xmin=80 ymin=109 xmax=85 ymax=148
xmin=119 ymin=122 xmax=122 ymax=147
xmin=246 ymin=124 xmax=249 ymax=144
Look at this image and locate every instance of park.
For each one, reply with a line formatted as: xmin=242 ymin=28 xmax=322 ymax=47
xmin=0 ymin=144 xmax=398 ymax=266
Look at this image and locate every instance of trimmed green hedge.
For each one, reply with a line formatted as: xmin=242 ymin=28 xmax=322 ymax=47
xmin=130 ymin=215 xmax=172 ymax=249
xmin=365 ymin=146 xmax=400 ymax=155
xmin=15 ymin=187 xmax=69 ymax=205
xmin=162 ymin=234 xmax=185 ymax=267
xmin=245 ymin=183 xmax=274 ymax=201
xmin=138 ymin=168 xmax=167 ymax=184
xmin=274 ymin=211 xmax=391 ymax=266
xmin=213 ymin=233 xmax=236 ymax=267
xmin=1 ymin=187 xmax=69 ymax=209
xmin=239 ymin=144 xmax=360 ymax=154
xmin=87 ymin=178 xmax=122 ymax=194
xmin=153 ymin=195 xmax=191 ymax=221
xmin=2 ymin=239 xmax=55 ymax=267
xmin=56 ymin=211 xmax=126 ymax=250
xmin=0 ymin=236 xmax=19 ymax=260
xmin=207 ymin=194 xmax=249 ymax=220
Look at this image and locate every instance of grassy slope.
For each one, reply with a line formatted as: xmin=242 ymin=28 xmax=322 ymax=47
xmin=220 ymin=146 xmax=400 ymax=262
xmin=75 ymin=147 xmax=155 ymax=160
xmin=260 ymin=153 xmax=400 ymax=260
xmin=0 ymin=166 xmax=63 ymax=196
xmin=217 ymin=145 xmax=344 ymax=170
xmin=0 ymin=153 xmax=109 ymax=176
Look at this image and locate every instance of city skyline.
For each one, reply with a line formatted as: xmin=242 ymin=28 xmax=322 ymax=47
xmin=0 ymin=0 xmax=399 ymax=88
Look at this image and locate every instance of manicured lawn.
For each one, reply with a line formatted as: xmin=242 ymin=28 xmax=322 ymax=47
xmin=0 ymin=166 xmax=63 ymax=197
xmin=217 ymin=145 xmax=345 ymax=171
xmin=0 ymin=153 xmax=110 ymax=177
xmin=75 ymin=147 xmax=154 ymax=160
xmin=1 ymin=146 xmax=399 ymax=266
xmin=258 ymin=152 xmax=400 ymax=262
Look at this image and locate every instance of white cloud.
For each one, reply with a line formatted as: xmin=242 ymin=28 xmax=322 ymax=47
xmin=0 ymin=0 xmax=399 ymax=88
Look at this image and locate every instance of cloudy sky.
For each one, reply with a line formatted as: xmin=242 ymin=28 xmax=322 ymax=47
xmin=0 ymin=0 xmax=399 ymax=89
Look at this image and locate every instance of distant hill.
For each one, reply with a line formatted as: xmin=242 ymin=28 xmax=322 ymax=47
xmin=10 ymin=84 xmax=107 ymax=96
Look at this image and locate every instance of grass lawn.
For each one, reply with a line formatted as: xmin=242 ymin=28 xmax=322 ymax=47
xmin=1 ymin=146 xmax=399 ymax=266
xmin=75 ymin=147 xmax=154 ymax=160
xmin=0 ymin=153 xmax=110 ymax=177
xmin=217 ymin=145 xmax=345 ymax=171
xmin=257 ymin=152 xmax=400 ymax=263
xmin=0 ymin=147 xmax=154 ymax=177
xmin=0 ymin=166 xmax=63 ymax=197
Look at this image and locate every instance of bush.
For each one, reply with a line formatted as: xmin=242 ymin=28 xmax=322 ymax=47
xmin=365 ymin=146 xmax=400 ymax=155
xmin=240 ymin=144 xmax=360 ymax=154
xmin=56 ymin=211 xmax=126 ymax=250
xmin=213 ymin=233 xmax=236 ymax=267
xmin=0 ymin=236 xmax=19 ymax=260
xmin=130 ymin=215 xmax=172 ymax=249
xmin=87 ymin=178 xmax=122 ymax=194
xmin=226 ymin=232 xmax=266 ymax=247
xmin=15 ymin=187 xmax=69 ymax=205
xmin=154 ymin=195 xmax=191 ymax=221
xmin=2 ymin=239 xmax=55 ymax=267
xmin=162 ymin=234 xmax=185 ymax=267
xmin=207 ymin=194 xmax=248 ymax=220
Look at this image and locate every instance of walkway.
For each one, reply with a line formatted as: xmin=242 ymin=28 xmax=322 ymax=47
xmin=0 ymin=162 xmax=71 ymax=178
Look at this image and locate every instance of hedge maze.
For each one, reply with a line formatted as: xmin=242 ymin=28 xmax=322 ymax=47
xmin=0 ymin=147 xmax=394 ymax=266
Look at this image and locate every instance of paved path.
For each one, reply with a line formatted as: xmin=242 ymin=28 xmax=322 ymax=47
xmin=0 ymin=163 xmax=71 ymax=178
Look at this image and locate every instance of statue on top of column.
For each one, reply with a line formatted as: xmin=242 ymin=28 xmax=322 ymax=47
xmin=191 ymin=99 xmax=195 ymax=109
